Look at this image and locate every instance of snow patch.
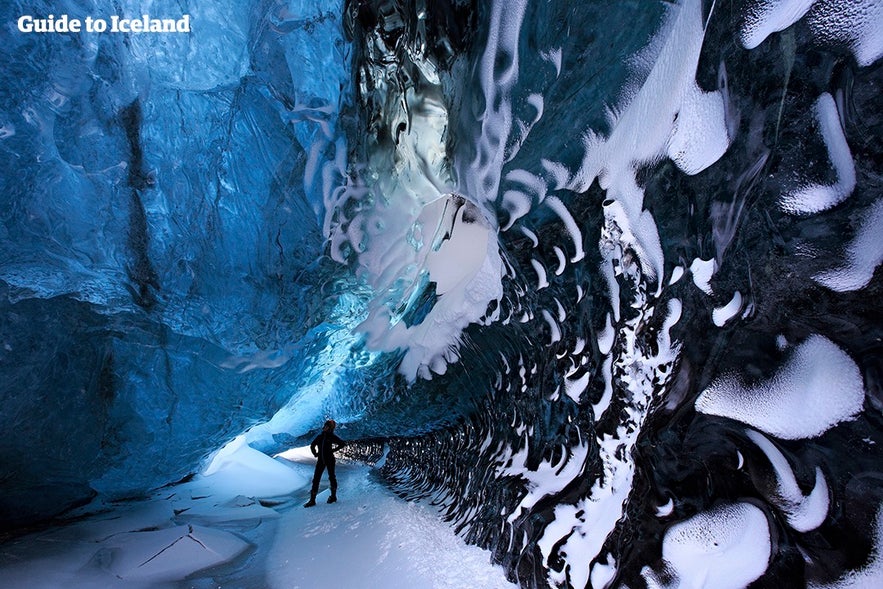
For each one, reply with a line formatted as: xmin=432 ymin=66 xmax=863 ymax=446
xmin=740 ymin=0 xmax=883 ymax=67
xmin=644 ymin=502 xmax=771 ymax=589
xmin=542 ymin=309 xmax=562 ymax=344
xmin=565 ymin=371 xmax=591 ymax=403
xmin=563 ymin=0 xmax=730 ymax=282
xmin=501 ymin=190 xmax=532 ymax=230
xmin=598 ymin=314 xmax=615 ymax=355
xmin=713 ymin=291 xmax=743 ymax=326
xmin=546 ymin=196 xmax=586 ymax=262
xmin=806 ymin=0 xmax=883 ymax=67
xmin=696 ymin=335 xmax=865 ymax=439
xmin=656 ymin=498 xmax=675 ymax=517
xmin=553 ymin=246 xmax=567 ymax=275
xmin=669 ymin=265 xmax=685 ymax=285
xmin=667 ymin=83 xmax=732 ymax=175
xmin=779 ymin=93 xmax=855 ymax=215
xmin=596 ymin=355 xmax=615 ymax=419
xmin=740 ymin=0 xmax=816 ymax=49
xmin=590 ymin=554 xmax=618 ymax=589
xmin=690 ymin=257 xmax=717 ymax=295
xmin=532 ymin=258 xmax=550 ymax=290
xmin=746 ymin=429 xmax=829 ymax=532
xmin=201 ymin=435 xmax=310 ymax=498
xmin=814 ymin=199 xmax=883 ymax=292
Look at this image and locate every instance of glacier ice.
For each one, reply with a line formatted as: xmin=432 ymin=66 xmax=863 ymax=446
xmin=2 ymin=0 xmax=883 ymax=587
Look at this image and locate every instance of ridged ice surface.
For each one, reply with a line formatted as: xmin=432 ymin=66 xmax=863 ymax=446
xmin=2 ymin=0 xmax=883 ymax=588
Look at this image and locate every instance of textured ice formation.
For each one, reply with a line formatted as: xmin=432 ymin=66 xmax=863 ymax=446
xmin=337 ymin=0 xmax=883 ymax=578
xmin=712 ymin=291 xmax=743 ymax=326
xmin=746 ymin=429 xmax=829 ymax=531
xmin=696 ymin=335 xmax=865 ymax=439
xmin=740 ymin=0 xmax=816 ymax=49
xmin=538 ymin=266 xmax=681 ymax=589
xmin=0 ymin=0 xmax=352 ymax=521
xmin=123 ymin=2 xmax=249 ymax=91
xmin=459 ymin=0 xmax=529 ymax=205
xmin=814 ymin=199 xmax=883 ymax=292
xmin=500 ymin=434 xmax=590 ymax=522
xmin=779 ymin=93 xmax=855 ymax=215
xmin=356 ymin=195 xmax=504 ymax=381
xmin=327 ymin=6 xmax=505 ymax=381
xmin=741 ymin=0 xmax=883 ymax=66
xmin=806 ymin=0 xmax=883 ymax=67
xmin=810 ymin=506 xmax=883 ymax=588
xmin=690 ymin=257 xmax=717 ymax=295
xmin=565 ymin=0 xmax=731 ymax=284
xmin=644 ymin=502 xmax=771 ymax=589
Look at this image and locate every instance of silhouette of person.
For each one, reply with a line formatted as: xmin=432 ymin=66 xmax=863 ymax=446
xmin=304 ymin=419 xmax=346 ymax=507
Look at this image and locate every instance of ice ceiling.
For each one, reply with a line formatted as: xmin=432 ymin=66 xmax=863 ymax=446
xmin=1 ymin=0 xmax=883 ymax=587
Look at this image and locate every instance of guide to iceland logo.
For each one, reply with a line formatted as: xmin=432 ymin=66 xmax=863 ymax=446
xmin=16 ymin=13 xmax=192 ymax=33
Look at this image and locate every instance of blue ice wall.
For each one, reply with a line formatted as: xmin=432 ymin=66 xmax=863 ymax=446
xmin=0 ymin=0 xmax=359 ymax=525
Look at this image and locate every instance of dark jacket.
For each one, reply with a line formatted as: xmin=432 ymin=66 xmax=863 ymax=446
xmin=311 ymin=431 xmax=345 ymax=462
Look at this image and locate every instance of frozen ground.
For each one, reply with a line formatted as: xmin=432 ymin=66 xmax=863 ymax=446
xmin=0 ymin=445 xmax=515 ymax=589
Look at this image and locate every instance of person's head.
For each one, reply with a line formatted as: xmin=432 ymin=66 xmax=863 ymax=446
xmin=323 ymin=419 xmax=336 ymax=432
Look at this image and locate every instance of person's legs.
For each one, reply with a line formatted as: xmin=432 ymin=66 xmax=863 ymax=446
xmin=311 ymin=459 xmax=326 ymax=495
xmin=304 ymin=459 xmax=326 ymax=507
xmin=327 ymin=458 xmax=337 ymax=503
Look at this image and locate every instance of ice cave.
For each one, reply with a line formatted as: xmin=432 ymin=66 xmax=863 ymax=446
xmin=1 ymin=0 xmax=882 ymax=587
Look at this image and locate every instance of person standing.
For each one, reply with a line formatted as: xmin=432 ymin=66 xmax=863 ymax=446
xmin=304 ymin=419 xmax=346 ymax=507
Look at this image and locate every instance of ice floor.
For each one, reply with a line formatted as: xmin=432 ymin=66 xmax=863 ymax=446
xmin=0 ymin=445 xmax=515 ymax=589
